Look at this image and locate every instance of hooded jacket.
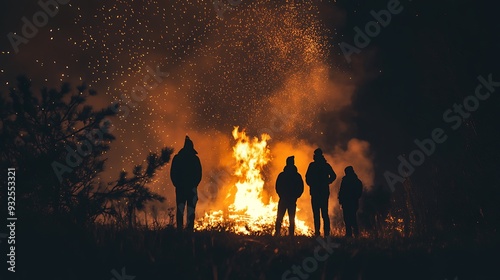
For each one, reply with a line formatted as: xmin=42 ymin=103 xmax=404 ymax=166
xmin=338 ymin=171 xmax=362 ymax=206
xmin=305 ymin=154 xmax=336 ymax=196
xmin=170 ymin=137 xmax=202 ymax=191
xmin=276 ymin=164 xmax=304 ymax=201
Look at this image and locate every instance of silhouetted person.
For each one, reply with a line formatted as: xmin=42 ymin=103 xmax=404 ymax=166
xmin=306 ymin=148 xmax=336 ymax=237
xmin=338 ymin=166 xmax=363 ymax=238
xmin=275 ymin=156 xmax=304 ymax=237
xmin=170 ymin=136 xmax=202 ymax=231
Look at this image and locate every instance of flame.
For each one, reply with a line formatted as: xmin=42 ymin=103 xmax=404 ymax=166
xmin=385 ymin=214 xmax=405 ymax=235
xmin=195 ymin=127 xmax=311 ymax=235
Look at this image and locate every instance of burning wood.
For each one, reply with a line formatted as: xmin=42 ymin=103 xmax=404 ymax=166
xmin=195 ymin=127 xmax=311 ymax=235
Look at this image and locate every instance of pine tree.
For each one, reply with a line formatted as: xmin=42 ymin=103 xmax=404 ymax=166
xmin=0 ymin=76 xmax=172 ymax=226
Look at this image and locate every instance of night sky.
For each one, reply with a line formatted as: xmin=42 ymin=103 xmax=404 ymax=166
xmin=3 ymin=2 xmax=500 ymax=279
xmin=1 ymin=0 xmax=499 ymax=207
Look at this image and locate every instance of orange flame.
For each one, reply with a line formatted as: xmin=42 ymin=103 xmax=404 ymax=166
xmin=195 ymin=127 xmax=311 ymax=235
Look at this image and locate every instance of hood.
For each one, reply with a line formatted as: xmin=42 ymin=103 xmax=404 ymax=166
xmin=284 ymin=164 xmax=298 ymax=173
xmin=181 ymin=135 xmax=198 ymax=154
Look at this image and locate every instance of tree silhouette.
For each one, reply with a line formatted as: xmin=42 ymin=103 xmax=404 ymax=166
xmin=0 ymin=75 xmax=172 ymax=226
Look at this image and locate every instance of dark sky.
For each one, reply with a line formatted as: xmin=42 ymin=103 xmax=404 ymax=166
xmin=333 ymin=0 xmax=500 ymax=188
xmin=1 ymin=0 xmax=499 ymax=194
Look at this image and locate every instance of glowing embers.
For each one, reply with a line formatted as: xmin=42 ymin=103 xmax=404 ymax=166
xmin=196 ymin=127 xmax=311 ymax=235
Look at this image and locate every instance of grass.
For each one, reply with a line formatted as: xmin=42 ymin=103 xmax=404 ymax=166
xmin=11 ymin=218 xmax=499 ymax=280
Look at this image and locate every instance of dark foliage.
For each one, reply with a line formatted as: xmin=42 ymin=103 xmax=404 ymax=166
xmin=0 ymin=76 xmax=173 ymax=226
xmin=17 ymin=226 xmax=500 ymax=280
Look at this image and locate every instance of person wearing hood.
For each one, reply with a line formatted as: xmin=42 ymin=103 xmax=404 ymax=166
xmin=305 ymin=148 xmax=336 ymax=237
xmin=275 ymin=156 xmax=304 ymax=237
xmin=170 ymin=136 xmax=202 ymax=231
xmin=338 ymin=166 xmax=363 ymax=238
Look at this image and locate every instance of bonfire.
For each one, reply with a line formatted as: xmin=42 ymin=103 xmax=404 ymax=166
xmin=195 ymin=127 xmax=311 ymax=235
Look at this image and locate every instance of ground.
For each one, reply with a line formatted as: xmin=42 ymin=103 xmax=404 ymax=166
xmin=12 ymin=221 xmax=499 ymax=280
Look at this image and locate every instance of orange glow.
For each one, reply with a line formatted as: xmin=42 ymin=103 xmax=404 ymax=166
xmin=385 ymin=214 xmax=405 ymax=235
xmin=195 ymin=127 xmax=312 ymax=235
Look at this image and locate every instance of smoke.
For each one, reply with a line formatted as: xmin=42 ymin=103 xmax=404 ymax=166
xmin=49 ymin=0 xmax=376 ymax=231
xmin=269 ymin=139 xmax=374 ymax=230
xmin=127 ymin=1 xmax=376 ymax=230
xmin=0 ymin=0 xmax=375 ymax=230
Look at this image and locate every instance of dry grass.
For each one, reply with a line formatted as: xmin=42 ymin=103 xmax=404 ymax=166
xmin=15 ymin=221 xmax=499 ymax=280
